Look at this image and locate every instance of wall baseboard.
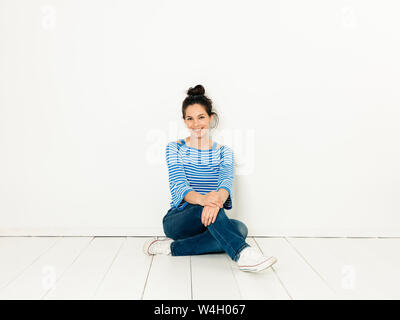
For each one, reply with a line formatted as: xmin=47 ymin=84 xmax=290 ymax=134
xmin=0 ymin=227 xmax=399 ymax=237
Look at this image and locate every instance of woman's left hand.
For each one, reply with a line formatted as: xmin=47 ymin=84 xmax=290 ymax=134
xmin=201 ymin=205 xmax=220 ymax=227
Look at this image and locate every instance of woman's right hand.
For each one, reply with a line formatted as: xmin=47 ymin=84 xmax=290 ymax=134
xmin=199 ymin=191 xmax=224 ymax=208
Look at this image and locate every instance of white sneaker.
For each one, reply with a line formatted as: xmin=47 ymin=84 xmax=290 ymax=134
xmin=236 ymin=246 xmax=277 ymax=272
xmin=143 ymin=237 xmax=173 ymax=256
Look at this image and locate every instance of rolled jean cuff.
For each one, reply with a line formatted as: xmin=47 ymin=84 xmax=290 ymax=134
xmin=233 ymin=242 xmax=250 ymax=262
xmin=170 ymin=241 xmax=176 ymax=256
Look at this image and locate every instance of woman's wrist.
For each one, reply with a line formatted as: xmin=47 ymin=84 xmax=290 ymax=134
xmin=217 ymin=188 xmax=229 ymax=203
xmin=184 ymin=191 xmax=204 ymax=206
xmin=197 ymin=194 xmax=205 ymax=206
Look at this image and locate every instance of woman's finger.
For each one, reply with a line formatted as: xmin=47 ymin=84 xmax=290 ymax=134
xmin=203 ymin=208 xmax=209 ymax=226
xmin=201 ymin=208 xmax=206 ymax=225
xmin=206 ymin=216 xmax=211 ymax=226
xmin=210 ymin=207 xmax=219 ymax=225
xmin=209 ymin=215 xmax=214 ymax=226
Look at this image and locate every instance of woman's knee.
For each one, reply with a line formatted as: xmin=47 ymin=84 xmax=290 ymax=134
xmin=163 ymin=205 xmax=205 ymax=240
xmin=230 ymin=219 xmax=248 ymax=239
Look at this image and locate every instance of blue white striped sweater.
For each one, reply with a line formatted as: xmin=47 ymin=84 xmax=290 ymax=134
xmin=166 ymin=139 xmax=234 ymax=211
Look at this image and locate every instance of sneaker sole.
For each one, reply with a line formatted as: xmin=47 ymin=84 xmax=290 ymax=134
xmin=238 ymin=256 xmax=277 ymax=272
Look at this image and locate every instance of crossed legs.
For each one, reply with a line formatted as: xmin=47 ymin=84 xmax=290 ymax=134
xmin=163 ymin=204 xmax=249 ymax=261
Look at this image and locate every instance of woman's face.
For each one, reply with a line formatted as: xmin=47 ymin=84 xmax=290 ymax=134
xmin=184 ymin=104 xmax=213 ymax=139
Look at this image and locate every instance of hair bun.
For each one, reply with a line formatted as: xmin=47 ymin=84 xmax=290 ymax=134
xmin=187 ymin=84 xmax=205 ymax=96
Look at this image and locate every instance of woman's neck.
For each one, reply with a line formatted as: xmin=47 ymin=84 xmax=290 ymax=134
xmin=186 ymin=135 xmax=212 ymax=150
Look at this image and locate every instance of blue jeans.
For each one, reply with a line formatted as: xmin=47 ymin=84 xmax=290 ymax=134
xmin=163 ymin=203 xmax=250 ymax=262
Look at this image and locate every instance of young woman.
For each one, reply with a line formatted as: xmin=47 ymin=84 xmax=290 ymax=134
xmin=143 ymin=84 xmax=277 ymax=272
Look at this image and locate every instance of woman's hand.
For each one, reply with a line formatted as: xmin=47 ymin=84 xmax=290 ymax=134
xmin=199 ymin=191 xmax=224 ymax=208
xmin=201 ymin=205 xmax=220 ymax=227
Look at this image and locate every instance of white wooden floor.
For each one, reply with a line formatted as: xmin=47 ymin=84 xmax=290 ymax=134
xmin=0 ymin=236 xmax=399 ymax=300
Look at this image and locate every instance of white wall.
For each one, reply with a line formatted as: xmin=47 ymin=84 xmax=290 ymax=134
xmin=1 ymin=0 xmax=399 ymax=236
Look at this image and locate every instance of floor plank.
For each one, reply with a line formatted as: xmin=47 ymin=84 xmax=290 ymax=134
xmin=255 ymin=237 xmax=337 ymax=300
xmin=94 ymin=237 xmax=153 ymax=300
xmin=287 ymin=237 xmax=400 ymax=299
xmin=43 ymin=237 xmax=124 ymax=299
xmin=0 ymin=237 xmax=59 ymax=293
xmin=225 ymin=237 xmax=290 ymax=300
xmin=0 ymin=237 xmax=92 ymax=299
xmin=1 ymin=236 xmax=399 ymax=299
xmin=191 ymin=252 xmax=241 ymax=300
xmin=142 ymin=237 xmax=191 ymax=300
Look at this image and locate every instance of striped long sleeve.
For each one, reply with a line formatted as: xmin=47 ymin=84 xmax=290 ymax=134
xmin=166 ymin=142 xmax=194 ymax=210
xmin=217 ymin=146 xmax=234 ymax=210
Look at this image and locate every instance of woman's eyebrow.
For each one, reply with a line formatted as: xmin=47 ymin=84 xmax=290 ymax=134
xmin=187 ymin=114 xmax=206 ymax=118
